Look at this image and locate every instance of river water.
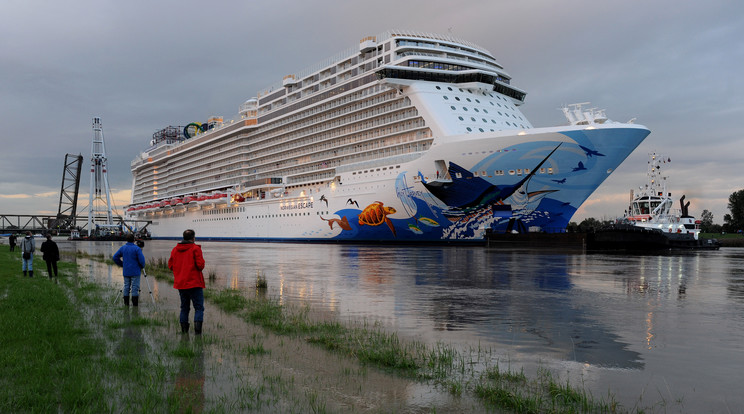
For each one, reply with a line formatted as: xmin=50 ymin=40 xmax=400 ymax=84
xmin=60 ymin=240 xmax=744 ymax=413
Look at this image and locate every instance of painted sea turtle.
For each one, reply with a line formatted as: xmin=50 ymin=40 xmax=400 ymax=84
xmin=358 ymin=201 xmax=397 ymax=236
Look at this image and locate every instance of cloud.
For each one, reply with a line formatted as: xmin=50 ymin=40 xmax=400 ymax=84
xmin=1 ymin=0 xmax=742 ymax=226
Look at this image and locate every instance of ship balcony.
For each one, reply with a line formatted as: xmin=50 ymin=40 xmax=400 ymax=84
xmin=359 ymin=36 xmax=377 ymax=53
xmin=282 ymin=75 xmax=298 ymax=87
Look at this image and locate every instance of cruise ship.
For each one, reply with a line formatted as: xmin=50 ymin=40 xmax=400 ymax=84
xmin=125 ymin=30 xmax=650 ymax=242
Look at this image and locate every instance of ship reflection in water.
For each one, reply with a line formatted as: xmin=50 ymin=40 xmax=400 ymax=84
xmin=64 ymin=240 xmax=744 ymax=412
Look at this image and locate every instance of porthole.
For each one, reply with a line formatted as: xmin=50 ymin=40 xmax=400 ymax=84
xmin=482 ymin=118 xmax=487 ymax=123
xmin=435 ymin=85 xmax=441 ymax=90
xmin=458 ymin=116 xmax=464 ymax=121
xmin=466 ymin=98 xmax=472 ymax=102
xmin=450 ymin=105 xmax=456 ymax=110
xmin=475 ymin=99 xmax=481 ymax=103
xmin=483 ymin=109 xmax=488 ymax=114
xmin=455 ymin=97 xmax=460 ymax=101
xmin=447 ymin=87 xmax=453 ymax=91
xmin=443 ymin=96 xmax=449 ymax=100
xmin=466 ymin=127 xmax=472 ymax=132
xmin=463 ymin=107 xmax=468 ymax=111
xmin=479 ymin=128 xmax=484 ymax=132
xmin=474 ymin=108 xmax=480 ymax=112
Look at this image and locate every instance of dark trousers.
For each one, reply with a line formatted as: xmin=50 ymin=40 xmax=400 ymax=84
xmin=178 ymin=288 xmax=204 ymax=323
xmin=45 ymin=260 xmax=58 ymax=277
xmin=9 ymin=245 xmax=15 ymax=252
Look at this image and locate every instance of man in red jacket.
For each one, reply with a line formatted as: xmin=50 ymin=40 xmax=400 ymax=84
xmin=168 ymin=229 xmax=206 ymax=334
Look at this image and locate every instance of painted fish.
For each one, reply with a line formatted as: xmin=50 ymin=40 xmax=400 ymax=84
xmin=408 ymin=223 xmax=423 ymax=234
xmin=418 ymin=217 xmax=439 ymax=227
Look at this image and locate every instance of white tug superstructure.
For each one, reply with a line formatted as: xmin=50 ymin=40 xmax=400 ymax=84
xmin=126 ymin=31 xmax=650 ymax=242
xmin=624 ymin=153 xmax=701 ymax=239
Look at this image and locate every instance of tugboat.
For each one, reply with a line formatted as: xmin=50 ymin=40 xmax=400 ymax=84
xmin=588 ymin=153 xmax=720 ymax=250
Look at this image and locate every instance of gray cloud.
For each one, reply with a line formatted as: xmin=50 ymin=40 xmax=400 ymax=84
xmin=1 ymin=0 xmax=741 ymax=224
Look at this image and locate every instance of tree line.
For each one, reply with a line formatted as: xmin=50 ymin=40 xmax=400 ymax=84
xmin=568 ymin=189 xmax=744 ymax=234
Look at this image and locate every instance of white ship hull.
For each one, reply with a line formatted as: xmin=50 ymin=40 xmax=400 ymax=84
xmin=133 ymin=124 xmax=648 ymax=242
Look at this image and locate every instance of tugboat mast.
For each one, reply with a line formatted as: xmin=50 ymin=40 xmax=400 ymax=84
xmin=87 ymin=117 xmax=114 ymax=236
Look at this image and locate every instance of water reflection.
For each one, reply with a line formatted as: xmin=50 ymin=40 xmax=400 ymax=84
xmin=59 ymin=240 xmax=744 ymax=411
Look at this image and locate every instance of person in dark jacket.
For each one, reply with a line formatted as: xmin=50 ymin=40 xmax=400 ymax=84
xmin=8 ymin=233 xmax=16 ymax=252
xmin=21 ymin=231 xmax=35 ymax=277
xmin=113 ymin=233 xmax=146 ymax=307
xmin=168 ymin=229 xmax=206 ymax=334
xmin=40 ymin=234 xmax=60 ymax=278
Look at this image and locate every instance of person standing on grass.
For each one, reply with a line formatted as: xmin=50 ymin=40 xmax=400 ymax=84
xmin=9 ymin=233 xmax=17 ymax=252
xmin=168 ymin=229 xmax=205 ymax=335
xmin=112 ymin=233 xmax=146 ymax=307
xmin=21 ymin=231 xmax=35 ymax=277
xmin=40 ymin=234 xmax=60 ymax=278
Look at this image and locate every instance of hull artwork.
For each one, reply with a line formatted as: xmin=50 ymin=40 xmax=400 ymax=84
xmin=143 ymin=125 xmax=648 ymax=242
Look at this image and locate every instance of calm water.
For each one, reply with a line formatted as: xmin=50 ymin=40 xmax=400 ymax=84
xmin=61 ymin=240 xmax=744 ymax=412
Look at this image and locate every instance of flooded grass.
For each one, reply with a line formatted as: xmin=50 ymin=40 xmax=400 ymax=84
xmin=202 ymin=285 xmax=635 ymax=413
xmin=1 ymin=247 xmax=662 ymax=413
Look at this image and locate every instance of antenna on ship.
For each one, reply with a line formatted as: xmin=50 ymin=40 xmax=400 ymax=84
xmin=87 ymin=117 xmax=115 ymax=236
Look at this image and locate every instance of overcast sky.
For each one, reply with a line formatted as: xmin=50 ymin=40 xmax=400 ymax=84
xmin=1 ymin=0 xmax=742 ymax=225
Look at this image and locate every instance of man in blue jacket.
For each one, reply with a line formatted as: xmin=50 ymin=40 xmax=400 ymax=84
xmin=113 ymin=234 xmax=146 ymax=307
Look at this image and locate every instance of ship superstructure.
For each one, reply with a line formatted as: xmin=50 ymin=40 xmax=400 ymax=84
xmin=126 ymin=30 xmax=650 ymax=242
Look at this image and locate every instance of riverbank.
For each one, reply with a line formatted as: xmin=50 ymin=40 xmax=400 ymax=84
xmin=1 ymin=246 xmax=664 ymax=412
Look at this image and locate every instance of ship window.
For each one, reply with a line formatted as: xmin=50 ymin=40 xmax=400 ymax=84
xmin=475 ymin=99 xmax=481 ymax=103
xmin=474 ymin=108 xmax=480 ymax=112
xmin=451 ymin=106 xmax=456 ymax=110
xmin=466 ymin=98 xmax=472 ymax=102
xmin=509 ymin=170 xmax=515 ymax=175
xmin=455 ymin=97 xmax=460 ymax=101
xmin=447 ymin=87 xmax=453 ymax=91
xmin=436 ymin=86 xmax=441 ymax=90
xmin=443 ymin=96 xmax=449 ymax=100
xmin=481 ymin=171 xmax=487 ymax=176
xmin=471 ymin=117 xmax=476 ymax=121
xmin=458 ymin=116 xmax=464 ymax=121
xmin=456 ymin=172 xmax=462 ymax=178
xmin=466 ymin=127 xmax=472 ymax=132
xmin=479 ymin=128 xmax=484 ymax=132
xmin=482 ymin=118 xmax=487 ymax=123
xmin=484 ymin=109 xmax=488 ymax=114
xmin=463 ymin=107 xmax=468 ymax=111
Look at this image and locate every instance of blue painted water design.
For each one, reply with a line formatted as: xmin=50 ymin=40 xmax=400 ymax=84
xmin=63 ymin=240 xmax=744 ymax=412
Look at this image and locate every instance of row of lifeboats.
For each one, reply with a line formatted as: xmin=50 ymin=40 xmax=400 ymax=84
xmin=126 ymin=192 xmax=229 ymax=213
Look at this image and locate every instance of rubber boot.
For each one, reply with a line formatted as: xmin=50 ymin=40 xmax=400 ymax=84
xmin=29 ymin=271 xmax=33 ymax=278
xmin=180 ymin=322 xmax=190 ymax=334
xmin=132 ymin=296 xmax=139 ymax=307
xmin=123 ymin=296 xmax=130 ymax=307
xmin=194 ymin=321 xmax=203 ymax=335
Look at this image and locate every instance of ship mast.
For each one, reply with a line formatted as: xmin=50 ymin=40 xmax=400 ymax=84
xmin=87 ymin=117 xmax=114 ymax=236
